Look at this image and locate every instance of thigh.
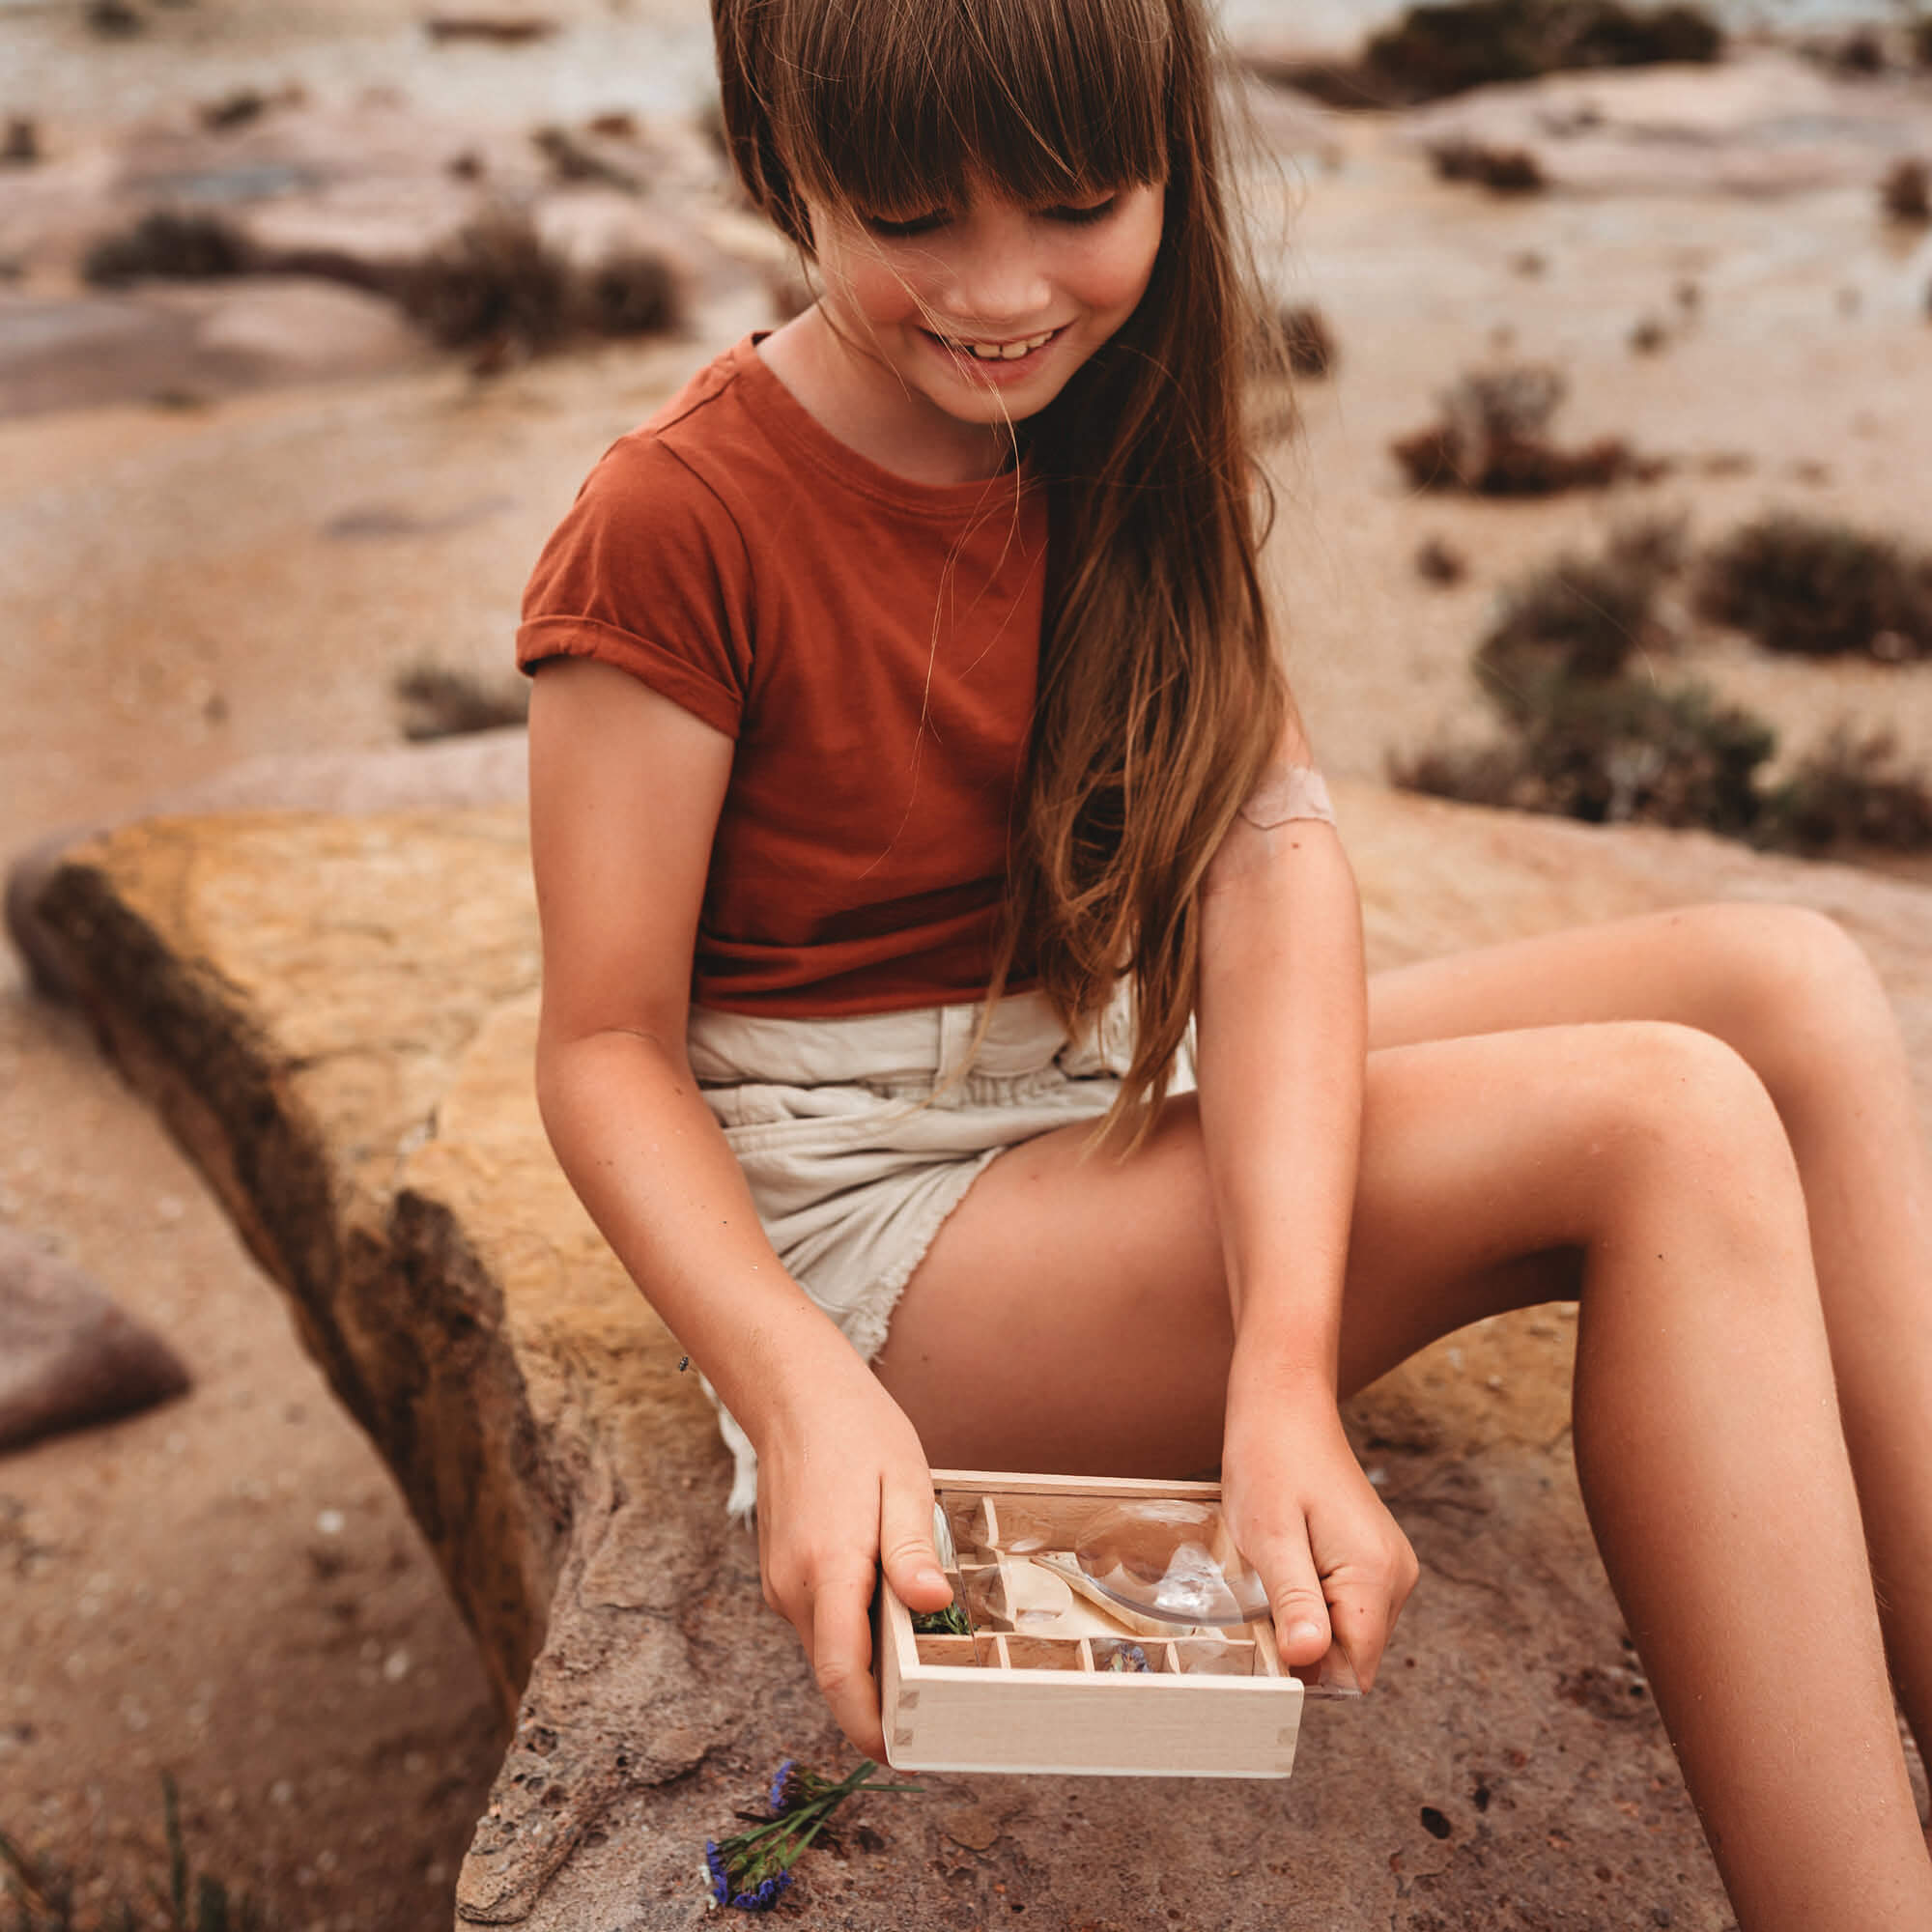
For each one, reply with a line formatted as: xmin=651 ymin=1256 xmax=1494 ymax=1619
xmin=872 ymin=1020 xmax=1670 ymax=1475
xmin=1368 ymin=900 xmax=1825 ymax=1054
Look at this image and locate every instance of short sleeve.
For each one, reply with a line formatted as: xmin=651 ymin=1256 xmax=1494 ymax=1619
xmin=516 ymin=433 xmax=753 ymax=740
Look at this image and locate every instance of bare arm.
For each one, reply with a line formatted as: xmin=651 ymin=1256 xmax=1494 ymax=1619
xmin=1195 ymin=737 xmax=1418 ymax=1690
xmin=527 ymin=658 xmax=952 ymax=1755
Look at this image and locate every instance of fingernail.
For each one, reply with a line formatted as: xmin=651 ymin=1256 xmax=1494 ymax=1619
xmin=917 ymin=1567 xmax=948 ymax=1591
xmin=1284 ymin=1620 xmax=1324 ymax=1649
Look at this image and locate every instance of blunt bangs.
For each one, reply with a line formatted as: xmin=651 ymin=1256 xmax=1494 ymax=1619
xmin=761 ymin=0 xmax=1172 ymax=224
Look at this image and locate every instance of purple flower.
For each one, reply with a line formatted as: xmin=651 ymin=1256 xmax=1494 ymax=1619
xmin=699 ymin=1758 xmax=923 ymax=1913
xmin=728 ymin=1870 xmax=793 ymax=1912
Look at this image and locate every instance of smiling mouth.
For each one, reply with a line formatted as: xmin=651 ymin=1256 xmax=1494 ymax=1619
xmin=929 ymin=327 xmax=1061 ymax=362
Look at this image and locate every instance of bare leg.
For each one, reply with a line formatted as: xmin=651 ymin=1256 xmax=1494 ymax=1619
xmin=877 ymin=1011 xmax=1932 ymax=1929
xmin=1371 ymin=902 xmax=1932 ymax=1781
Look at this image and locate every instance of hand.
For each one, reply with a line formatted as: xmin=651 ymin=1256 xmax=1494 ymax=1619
xmin=751 ymin=1350 xmax=955 ymax=1760
xmin=1220 ymin=1395 xmax=1418 ymax=1694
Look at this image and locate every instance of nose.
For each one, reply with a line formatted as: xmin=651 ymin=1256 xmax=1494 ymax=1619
xmin=937 ymin=206 xmax=1054 ymax=331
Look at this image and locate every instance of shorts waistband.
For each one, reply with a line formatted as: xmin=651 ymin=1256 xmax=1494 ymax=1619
xmin=687 ymin=990 xmax=1126 ymax=1090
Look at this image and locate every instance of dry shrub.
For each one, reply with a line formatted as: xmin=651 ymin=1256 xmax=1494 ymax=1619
xmin=393 ymin=665 xmax=530 ymax=741
xmin=1472 ymin=515 xmax=1686 ymax=714
xmin=1394 ymin=525 xmax=1932 ymax=854
xmin=1605 ymin=508 xmax=1690 ymax=581
xmin=1397 ymin=522 xmax=1770 ymax=836
xmin=396 ymin=211 xmax=684 ymax=359
xmin=82 ymin=209 xmax=252 ymax=285
xmin=1428 ymin=139 xmax=1546 ymax=192
xmin=400 ymin=210 xmax=575 ymax=353
xmin=1476 ymin=548 xmax=1670 ymax=698
xmin=1825 ymin=27 xmax=1886 ymax=73
xmin=2 ymin=1774 xmax=288 ymax=1932
xmin=423 ymin=14 xmax=556 ymax=43
xmin=1392 ymin=364 xmax=1638 ymax=495
xmin=577 ymin=249 xmax=683 ymax=336
xmin=1693 ymin=513 xmax=1932 ymax=660
xmin=88 ymin=199 xmax=685 ymax=366
xmin=199 ymin=88 xmax=268 ymax=131
xmin=1393 ymin=668 xmax=1773 ymax=835
xmin=532 ymin=124 xmax=642 ymax=192
xmin=84 ymin=0 xmax=144 ymax=34
xmin=1881 ymin=157 xmax=1930 ymax=223
xmin=1415 ymin=535 xmax=1467 ymax=584
xmin=1251 ymin=0 xmax=1721 ymax=108
xmin=1762 ymin=728 xmax=1932 ymax=854
xmin=1278 ymin=304 xmax=1337 ymax=378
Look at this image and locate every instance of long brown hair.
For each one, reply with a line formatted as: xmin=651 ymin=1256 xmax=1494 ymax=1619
xmin=714 ymin=0 xmax=1292 ymax=1149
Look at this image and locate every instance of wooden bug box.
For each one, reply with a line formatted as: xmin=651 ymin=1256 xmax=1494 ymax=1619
xmin=875 ymin=1470 xmax=1302 ymax=1778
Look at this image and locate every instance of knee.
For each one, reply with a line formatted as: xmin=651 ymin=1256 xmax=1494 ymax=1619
xmin=1670 ymin=902 xmax=1899 ymax=1098
xmin=1577 ymin=1020 xmax=1819 ymax=1309
xmin=1593 ymin=1018 xmax=1797 ymax=1203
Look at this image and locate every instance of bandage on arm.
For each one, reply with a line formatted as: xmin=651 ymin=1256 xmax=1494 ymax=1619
xmin=1237 ymin=764 xmax=1336 ymax=831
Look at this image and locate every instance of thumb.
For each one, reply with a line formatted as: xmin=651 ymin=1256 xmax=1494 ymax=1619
xmin=878 ymin=1483 xmax=952 ymax=1611
xmin=1265 ymin=1534 xmax=1332 ymax=1670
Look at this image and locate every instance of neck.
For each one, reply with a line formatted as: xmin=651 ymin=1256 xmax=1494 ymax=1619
xmin=757 ymin=307 xmax=1013 ymax=486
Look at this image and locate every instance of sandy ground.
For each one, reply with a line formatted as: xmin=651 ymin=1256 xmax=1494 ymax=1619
xmin=4 ymin=5 xmax=1932 ymax=1926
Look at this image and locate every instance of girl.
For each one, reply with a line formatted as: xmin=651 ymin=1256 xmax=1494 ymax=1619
xmin=520 ymin=0 xmax=1932 ymax=1922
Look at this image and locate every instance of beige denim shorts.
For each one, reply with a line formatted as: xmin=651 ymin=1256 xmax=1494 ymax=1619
xmin=687 ymin=988 xmax=1195 ymax=1517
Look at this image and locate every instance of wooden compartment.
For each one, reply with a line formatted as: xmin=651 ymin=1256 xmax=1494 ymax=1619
xmin=876 ymin=1470 xmax=1302 ymax=1778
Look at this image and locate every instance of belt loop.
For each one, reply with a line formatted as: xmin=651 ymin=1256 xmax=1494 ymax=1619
xmin=937 ymin=1002 xmax=974 ymax=1089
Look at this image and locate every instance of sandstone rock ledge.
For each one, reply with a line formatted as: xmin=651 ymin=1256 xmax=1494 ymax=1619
xmin=32 ymin=782 xmax=1932 ymax=1931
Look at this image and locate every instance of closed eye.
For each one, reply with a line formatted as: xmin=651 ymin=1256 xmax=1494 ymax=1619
xmin=862 ymin=195 xmax=1122 ymax=239
xmin=1042 ymin=196 xmax=1119 ymax=226
xmin=863 ymin=212 xmax=949 ymax=240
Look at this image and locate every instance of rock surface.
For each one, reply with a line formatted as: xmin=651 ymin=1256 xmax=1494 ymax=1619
xmin=0 ymin=91 xmax=764 ymax=415
xmin=28 ymin=779 xmax=1932 ymax=1928
xmin=6 ymin=728 xmax=526 ymax=1003
xmin=0 ymin=1224 xmax=192 ymax=1452
xmin=1397 ymin=48 xmax=1932 ymax=196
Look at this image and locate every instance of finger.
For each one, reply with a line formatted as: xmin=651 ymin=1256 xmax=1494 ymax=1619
xmin=877 ymin=1480 xmax=952 ymax=1612
xmin=810 ymin=1569 xmax=888 ymax=1762
xmin=1322 ymin=1573 xmax=1398 ymax=1692
xmin=1263 ymin=1529 xmax=1332 ymax=1670
xmin=755 ymin=1504 xmax=779 ymax=1617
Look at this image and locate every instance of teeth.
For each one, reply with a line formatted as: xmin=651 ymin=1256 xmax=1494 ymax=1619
xmin=943 ymin=329 xmax=1056 ymax=361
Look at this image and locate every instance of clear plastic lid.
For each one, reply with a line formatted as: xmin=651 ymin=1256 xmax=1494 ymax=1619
xmin=1065 ymin=1499 xmax=1270 ymax=1629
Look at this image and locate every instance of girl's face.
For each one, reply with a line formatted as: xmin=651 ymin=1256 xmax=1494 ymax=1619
xmin=804 ymin=179 xmax=1165 ymax=457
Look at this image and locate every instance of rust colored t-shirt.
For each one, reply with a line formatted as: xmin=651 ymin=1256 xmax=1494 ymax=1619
xmin=517 ymin=335 xmax=1048 ymax=1015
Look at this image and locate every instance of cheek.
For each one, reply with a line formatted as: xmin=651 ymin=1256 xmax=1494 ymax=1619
xmin=1090 ymin=243 xmax=1161 ymax=317
xmin=833 ymin=257 xmax=924 ymax=328
xmin=1088 ymin=213 xmax=1164 ymax=317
